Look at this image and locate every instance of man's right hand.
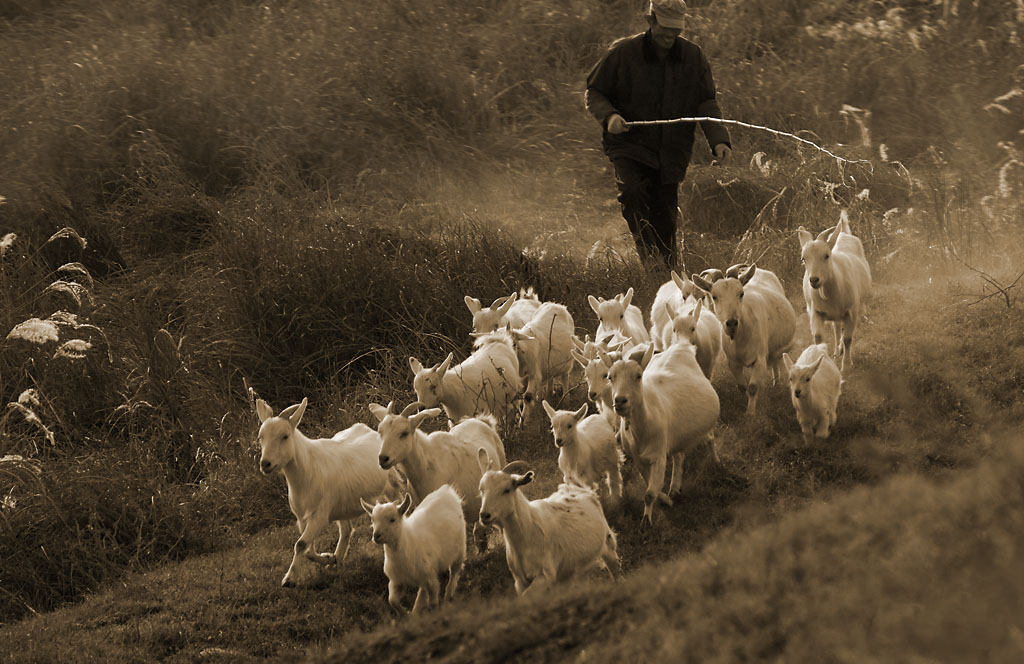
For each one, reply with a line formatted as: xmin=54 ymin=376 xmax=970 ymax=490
xmin=606 ymin=113 xmax=628 ymax=134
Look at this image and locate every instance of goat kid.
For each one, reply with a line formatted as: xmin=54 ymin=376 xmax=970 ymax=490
xmin=542 ymin=400 xmax=623 ymax=507
xmin=650 ymin=271 xmax=701 ymax=351
xmin=783 ymin=343 xmax=843 ymax=444
xmin=588 ymin=287 xmax=650 ymax=348
xmin=666 ymin=297 xmax=723 ymax=380
xmin=361 ymin=486 xmax=466 ymax=614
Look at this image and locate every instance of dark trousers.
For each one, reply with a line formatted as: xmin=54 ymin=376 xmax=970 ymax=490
xmin=613 ymin=158 xmax=681 ymax=269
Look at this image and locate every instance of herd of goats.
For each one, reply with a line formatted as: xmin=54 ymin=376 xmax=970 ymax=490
xmin=251 ymin=214 xmax=872 ymax=613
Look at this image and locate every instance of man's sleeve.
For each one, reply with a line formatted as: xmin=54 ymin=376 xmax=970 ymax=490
xmin=695 ymin=51 xmax=731 ymax=151
xmin=585 ymin=47 xmax=620 ymax=129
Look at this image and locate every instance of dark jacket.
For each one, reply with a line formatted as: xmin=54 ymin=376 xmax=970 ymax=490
xmin=585 ymin=30 xmax=731 ymax=183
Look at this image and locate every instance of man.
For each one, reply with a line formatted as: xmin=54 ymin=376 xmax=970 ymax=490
xmin=585 ymin=0 xmax=732 ymax=269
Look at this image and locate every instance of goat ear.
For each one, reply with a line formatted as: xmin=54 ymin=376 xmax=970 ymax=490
xmin=597 ymin=348 xmax=613 ymax=368
xmin=587 ymin=294 xmax=602 ymax=315
xmin=692 ymin=299 xmax=702 ymax=320
xmin=360 ymin=498 xmax=375 ymax=516
xmin=621 ymin=287 xmax=634 ymax=308
xmin=739 ymin=264 xmax=756 ymax=285
xmin=570 ymin=335 xmax=586 ymax=352
xmin=437 ymin=352 xmax=454 ymax=374
xmin=815 ymin=226 xmax=832 ymax=243
xmin=664 ymin=302 xmax=677 ymax=321
xmin=808 ymin=354 xmax=825 ymax=375
xmin=477 ymin=447 xmax=495 ymax=474
xmin=574 ymin=402 xmax=588 ymax=420
xmin=827 ymin=223 xmax=842 ymax=249
xmin=409 ymin=356 xmax=424 ymax=375
xmin=541 ymin=400 xmax=556 ymax=421
xmin=571 ymin=349 xmax=588 ymax=368
xmin=367 ymin=402 xmax=389 ymax=423
xmin=691 ymin=273 xmax=713 ymax=292
xmin=671 ymin=270 xmax=690 ymax=294
xmin=280 ymin=398 xmax=307 ymax=429
xmin=464 ymin=296 xmax=481 ymax=314
xmin=514 ymin=470 xmax=534 ymax=487
xmin=797 ymin=226 xmax=813 ymax=249
xmin=399 ymin=493 xmax=413 ymax=515
xmin=255 ymin=398 xmax=274 ymax=423
xmin=783 ymin=353 xmax=794 ymax=373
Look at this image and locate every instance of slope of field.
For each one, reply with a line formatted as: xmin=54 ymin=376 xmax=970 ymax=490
xmin=1 ymin=270 xmax=1022 ymax=663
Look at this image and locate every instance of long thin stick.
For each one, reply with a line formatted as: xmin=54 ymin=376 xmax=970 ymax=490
xmin=622 ymin=116 xmax=872 ymax=166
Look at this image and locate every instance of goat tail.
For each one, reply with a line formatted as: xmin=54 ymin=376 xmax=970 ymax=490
xmin=519 ymin=285 xmax=539 ymax=301
xmin=471 ymin=412 xmax=500 ymax=433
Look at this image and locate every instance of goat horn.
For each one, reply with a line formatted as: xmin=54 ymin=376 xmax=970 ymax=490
xmin=726 ymin=263 xmax=747 ymax=278
xmin=501 ymin=460 xmax=531 ymax=475
xmin=400 ymin=402 xmax=424 ymax=417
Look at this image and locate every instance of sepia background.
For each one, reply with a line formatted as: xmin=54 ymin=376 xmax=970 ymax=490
xmin=1 ymin=0 xmax=1022 ymax=661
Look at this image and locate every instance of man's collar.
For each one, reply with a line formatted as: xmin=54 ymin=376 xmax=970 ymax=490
xmin=642 ymin=29 xmax=683 ymax=62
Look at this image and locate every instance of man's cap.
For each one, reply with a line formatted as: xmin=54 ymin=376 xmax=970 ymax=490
xmin=650 ymin=0 xmax=686 ymax=29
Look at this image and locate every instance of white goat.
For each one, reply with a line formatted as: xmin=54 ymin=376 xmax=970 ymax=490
xmin=360 ymin=486 xmax=466 ymax=614
xmin=606 ymin=342 xmax=720 ymax=526
xmin=649 ymin=271 xmax=701 ymax=351
xmin=465 ymin=287 xmax=542 ymax=334
xmin=589 ymin=287 xmax=650 ymax=348
xmin=511 ymin=301 xmax=576 ymax=408
xmin=541 ymin=400 xmax=623 ymax=507
xmin=783 ymin=343 xmax=843 ymax=444
xmin=254 ymin=397 xmax=399 ymax=587
xmin=368 ymin=401 xmax=505 ymax=553
xmin=477 ymin=452 xmax=619 ymax=595
xmin=692 ymin=264 xmax=797 ymax=415
xmin=798 ymin=212 xmax=872 ymax=370
xmin=666 ymin=298 xmax=723 ymax=380
xmin=571 ymin=346 xmax=618 ymax=429
xmin=409 ymin=327 xmax=521 ymax=425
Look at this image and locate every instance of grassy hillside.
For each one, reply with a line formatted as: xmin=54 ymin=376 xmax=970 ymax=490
xmin=1 ymin=275 xmax=1022 ymax=662
xmin=324 ymin=433 xmax=1024 ymax=664
xmin=0 ymin=0 xmax=1023 ymax=659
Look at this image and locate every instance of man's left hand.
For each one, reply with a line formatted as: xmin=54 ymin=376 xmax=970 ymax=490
xmin=713 ymin=143 xmax=731 ymax=164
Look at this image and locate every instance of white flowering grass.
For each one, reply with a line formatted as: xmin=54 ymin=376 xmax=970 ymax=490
xmin=0 ymin=233 xmax=15 ymax=258
xmin=6 ymin=318 xmax=60 ymax=345
xmin=54 ymin=339 xmax=92 ymax=360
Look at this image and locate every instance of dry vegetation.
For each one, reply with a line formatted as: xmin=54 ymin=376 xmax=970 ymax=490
xmin=1 ymin=0 xmax=1023 ymax=661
